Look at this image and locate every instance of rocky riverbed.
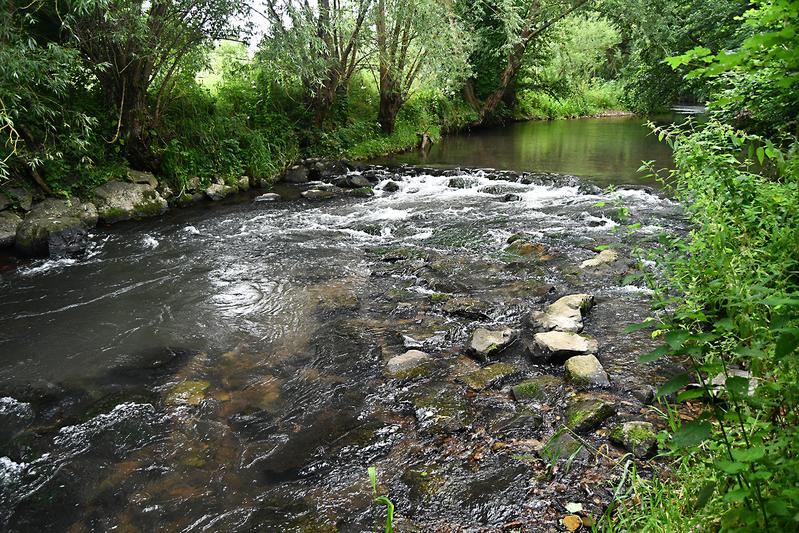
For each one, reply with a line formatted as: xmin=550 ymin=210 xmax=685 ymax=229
xmin=0 ymin=163 xmax=686 ymax=531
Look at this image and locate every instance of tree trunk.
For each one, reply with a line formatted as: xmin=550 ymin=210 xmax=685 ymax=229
xmin=378 ymin=89 xmax=403 ymax=134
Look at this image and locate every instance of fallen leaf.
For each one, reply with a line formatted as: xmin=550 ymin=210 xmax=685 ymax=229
xmin=562 ymin=514 xmax=582 ymax=531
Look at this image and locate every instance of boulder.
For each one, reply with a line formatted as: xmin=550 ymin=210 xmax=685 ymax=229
xmin=448 ymin=177 xmax=477 ymax=189
xmin=386 ymin=350 xmax=432 ymax=378
xmin=283 ymin=165 xmax=309 ymax=184
xmin=565 ymin=395 xmax=615 ymax=432
xmin=301 ymin=189 xmax=335 ymax=201
xmin=610 ymin=421 xmax=658 ymax=459
xmin=502 ymin=193 xmax=522 ymax=202
xmin=237 ymin=176 xmax=250 ymax=191
xmin=564 ymin=354 xmax=610 ymax=387
xmin=127 ymin=169 xmax=158 ymax=188
xmin=15 ymin=199 xmax=98 ymax=256
xmin=580 ymin=249 xmax=619 ymax=269
xmin=205 ymin=183 xmax=238 ymax=201
xmin=531 ymin=331 xmax=598 ymax=361
xmin=1 ymin=187 xmax=33 ymax=211
xmin=469 ymin=328 xmax=516 ymax=362
xmin=0 ymin=192 xmax=10 ymax=211
xmin=186 ymin=176 xmax=202 ymax=192
xmin=335 ymin=175 xmax=372 ymax=189
xmin=173 ymin=192 xmax=206 ymax=207
xmin=460 ymin=363 xmax=522 ymax=391
xmin=383 ymin=181 xmax=400 ymax=193
xmin=94 ymin=180 xmax=168 ymax=222
xmin=531 ymin=294 xmax=594 ymax=332
xmin=47 ymin=227 xmax=89 ymax=259
xmin=511 ymin=375 xmax=562 ymax=402
xmin=350 ymin=187 xmax=374 ymax=198
xmin=254 ymin=193 xmax=282 ymax=202
xmin=0 ymin=211 xmax=22 ymax=247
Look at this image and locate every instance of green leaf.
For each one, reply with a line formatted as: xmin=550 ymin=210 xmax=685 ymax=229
xmin=665 ymin=330 xmax=691 ymax=349
xmin=694 ymin=483 xmax=716 ymax=511
xmin=671 ymin=421 xmax=712 ymax=448
xmin=677 ymin=388 xmax=708 ymax=402
xmin=715 ymin=459 xmax=747 ymax=475
xmin=756 ymin=146 xmax=765 ymax=165
xmin=731 ymin=446 xmax=765 ymax=463
xmin=624 ymin=319 xmax=655 ymax=334
xmin=776 ymin=332 xmax=799 ymax=359
xmin=725 ymin=376 xmax=751 ymax=399
xmin=639 ymin=345 xmax=669 ymax=363
xmin=658 ymin=373 xmax=691 ymax=398
xmin=368 ymin=466 xmax=378 ymax=496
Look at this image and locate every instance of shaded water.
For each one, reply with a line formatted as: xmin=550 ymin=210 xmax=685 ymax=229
xmin=374 ymin=116 xmax=677 ymax=187
xmin=0 ymin=121 xmax=686 ymax=531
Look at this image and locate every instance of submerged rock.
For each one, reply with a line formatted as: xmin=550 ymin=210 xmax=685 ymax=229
xmin=15 ymin=198 xmax=98 ymax=256
xmin=460 ymin=363 xmax=522 ymax=391
xmin=386 ymin=350 xmax=432 ymax=378
xmin=254 ymin=193 xmax=282 ymax=202
xmin=511 ymin=375 xmax=562 ymax=401
xmin=442 ymin=297 xmax=492 ymax=320
xmin=580 ymin=249 xmax=619 ymax=269
xmin=301 ymin=189 xmax=336 ymax=201
xmin=610 ymin=421 xmax=658 ymax=458
xmin=531 ymin=294 xmax=594 ymax=332
xmin=94 ymin=180 xmax=168 ymax=222
xmin=0 ymin=211 xmax=22 ymax=247
xmin=530 ymin=331 xmax=598 ymax=361
xmin=489 ymin=408 xmax=543 ymax=438
xmin=414 ymin=388 xmax=475 ymax=435
xmin=565 ymin=395 xmax=615 ymax=432
xmin=540 ymin=428 xmax=590 ymax=462
xmin=564 ymin=354 xmax=610 ymax=387
xmin=469 ymin=328 xmax=516 ymax=362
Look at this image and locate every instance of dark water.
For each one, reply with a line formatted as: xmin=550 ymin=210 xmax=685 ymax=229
xmin=374 ymin=116 xmax=677 ymax=187
xmin=0 ymin=119 xmax=686 ymax=531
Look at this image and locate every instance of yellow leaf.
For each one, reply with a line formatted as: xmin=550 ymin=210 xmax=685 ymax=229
xmin=562 ymin=514 xmax=582 ymax=531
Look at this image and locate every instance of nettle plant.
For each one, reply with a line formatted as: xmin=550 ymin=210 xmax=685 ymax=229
xmin=633 ymin=120 xmax=799 ymax=530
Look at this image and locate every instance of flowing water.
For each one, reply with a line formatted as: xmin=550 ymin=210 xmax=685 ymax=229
xmin=0 ymin=118 xmax=686 ymax=531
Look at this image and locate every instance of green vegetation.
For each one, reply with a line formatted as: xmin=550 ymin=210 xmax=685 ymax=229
xmin=1 ymin=0 xmax=740 ymax=197
xmin=368 ymin=466 xmax=395 ymax=533
xmin=611 ymin=1 xmax=799 ymax=530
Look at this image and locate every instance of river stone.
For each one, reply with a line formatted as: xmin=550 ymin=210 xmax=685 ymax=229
xmin=0 ymin=211 xmax=22 ymax=247
xmin=336 ymin=174 xmax=371 ymax=189
xmin=173 ymin=191 xmax=206 ymax=207
xmin=301 ymin=189 xmax=335 ymax=201
xmin=580 ymin=249 xmax=619 ymax=269
xmin=565 ymin=395 xmax=615 ymax=432
xmin=350 ymin=186 xmax=374 ymax=198
xmin=238 ymin=175 xmax=250 ymax=191
xmin=47 ymin=227 xmax=89 ymax=258
xmin=506 ymin=240 xmax=545 ymax=256
xmin=503 ymin=193 xmax=522 ymax=202
xmin=531 ymin=294 xmax=594 ymax=332
xmin=460 ymin=363 xmax=522 ymax=391
xmin=710 ymin=368 xmax=758 ymax=397
xmin=205 ymin=183 xmax=238 ymax=201
xmin=414 ymin=388 xmax=475 ymax=435
xmin=2 ymin=187 xmax=33 ymax=211
xmin=442 ymin=297 xmax=492 ymax=320
xmin=532 ymin=331 xmax=598 ymax=361
xmin=540 ymin=428 xmax=590 ymax=463
xmin=254 ymin=193 xmax=282 ymax=202
xmin=127 ymin=169 xmax=158 ymax=188
xmin=610 ymin=421 xmax=658 ymax=458
xmin=15 ymin=198 xmax=98 ymax=256
xmin=511 ymin=375 xmax=562 ymax=401
xmin=470 ymin=328 xmax=516 ymax=362
xmin=386 ymin=350 xmax=432 ymax=377
xmin=489 ymin=408 xmax=544 ymax=438
xmin=94 ymin=180 xmax=168 ymax=222
xmin=383 ymin=181 xmax=400 ymax=193
xmin=283 ymin=165 xmax=309 ymax=184
xmin=565 ymin=354 xmax=610 ymax=387
xmin=448 ymin=177 xmax=477 ymax=189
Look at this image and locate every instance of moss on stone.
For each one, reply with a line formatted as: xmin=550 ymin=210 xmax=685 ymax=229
xmin=460 ymin=363 xmax=521 ymax=391
xmin=165 ymin=380 xmax=210 ymax=406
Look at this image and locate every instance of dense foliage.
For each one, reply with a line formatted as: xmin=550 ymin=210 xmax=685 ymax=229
xmin=0 ymin=0 xmax=739 ymax=196
xmin=611 ymin=1 xmax=799 ymax=530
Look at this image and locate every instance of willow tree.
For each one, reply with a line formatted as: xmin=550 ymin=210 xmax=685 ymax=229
xmin=262 ymin=0 xmax=373 ymax=126
xmin=461 ymin=0 xmax=592 ymax=122
xmin=64 ymin=0 xmax=250 ymax=170
xmin=372 ymin=0 xmax=471 ymax=134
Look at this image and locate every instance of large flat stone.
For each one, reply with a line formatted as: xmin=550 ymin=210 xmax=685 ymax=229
xmin=531 ymin=294 xmax=593 ymax=332
xmin=470 ymin=328 xmax=515 ymax=362
xmin=15 ymin=199 xmax=98 ymax=256
xmin=580 ymin=249 xmax=619 ymax=269
xmin=531 ymin=331 xmax=598 ymax=361
xmin=386 ymin=350 xmax=432 ymax=377
xmin=565 ymin=395 xmax=615 ymax=432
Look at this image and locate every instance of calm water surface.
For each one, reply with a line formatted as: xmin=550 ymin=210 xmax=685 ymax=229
xmin=375 ymin=115 xmax=678 ymax=187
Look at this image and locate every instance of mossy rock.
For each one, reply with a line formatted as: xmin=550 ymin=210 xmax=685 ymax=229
xmin=459 ymin=363 xmax=522 ymax=391
xmin=349 ymin=186 xmax=374 ymax=198
xmin=511 ymin=375 xmax=562 ymax=401
xmin=565 ymin=395 xmax=615 ymax=433
xmin=610 ymin=421 xmax=658 ymax=459
xmin=540 ymin=427 xmax=590 ymax=463
xmin=165 ymin=380 xmax=210 ymax=406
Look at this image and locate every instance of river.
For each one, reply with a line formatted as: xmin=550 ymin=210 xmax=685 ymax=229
xmin=0 ymin=117 xmax=685 ymax=531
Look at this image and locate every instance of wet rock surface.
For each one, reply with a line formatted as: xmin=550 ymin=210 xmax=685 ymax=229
xmin=0 ymin=163 xmax=686 ymax=531
xmin=94 ymin=180 xmax=168 ymax=222
xmin=14 ymin=198 xmax=98 ymax=256
xmin=565 ymin=354 xmax=611 ymax=387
